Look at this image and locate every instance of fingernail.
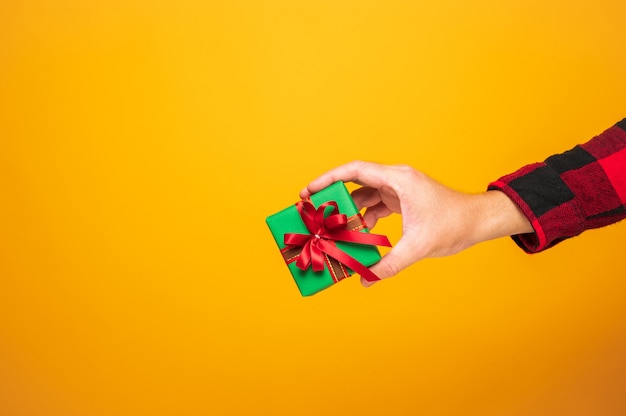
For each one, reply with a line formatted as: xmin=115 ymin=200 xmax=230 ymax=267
xmin=360 ymin=277 xmax=376 ymax=288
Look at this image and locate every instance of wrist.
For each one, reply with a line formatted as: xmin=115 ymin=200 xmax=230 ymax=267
xmin=467 ymin=190 xmax=533 ymax=246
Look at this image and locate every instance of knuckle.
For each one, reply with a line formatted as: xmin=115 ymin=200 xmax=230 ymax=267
xmin=347 ymin=160 xmax=366 ymax=173
xmin=394 ymin=163 xmax=411 ymax=170
xmin=403 ymin=166 xmax=425 ymax=181
xmin=394 ymin=164 xmax=419 ymax=176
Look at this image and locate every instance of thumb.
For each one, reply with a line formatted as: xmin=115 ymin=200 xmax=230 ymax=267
xmin=360 ymin=237 xmax=416 ymax=287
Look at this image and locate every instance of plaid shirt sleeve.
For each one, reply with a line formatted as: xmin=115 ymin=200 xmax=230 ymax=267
xmin=488 ymin=119 xmax=626 ymax=253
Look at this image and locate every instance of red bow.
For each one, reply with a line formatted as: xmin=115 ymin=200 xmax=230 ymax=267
xmin=284 ymin=200 xmax=391 ymax=282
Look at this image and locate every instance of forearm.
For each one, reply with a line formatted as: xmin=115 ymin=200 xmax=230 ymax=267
xmin=465 ymin=190 xmax=533 ymax=247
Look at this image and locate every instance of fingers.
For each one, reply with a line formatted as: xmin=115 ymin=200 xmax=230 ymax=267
xmin=350 ymin=187 xmax=380 ymax=210
xmin=299 ymin=161 xmax=424 ymax=288
xmin=362 ymin=202 xmax=392 ymax=229
xmin=300 ymin=161 xmax=388 ymax=199
xmin=360 ymin=237 xmax=418 ymax=287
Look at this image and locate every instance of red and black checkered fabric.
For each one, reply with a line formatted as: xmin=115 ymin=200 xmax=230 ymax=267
xmin=489 ymin=119 xmax=626 ymax=253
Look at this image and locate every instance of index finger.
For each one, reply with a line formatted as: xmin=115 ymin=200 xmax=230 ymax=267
xmin=299 ymin=160 xmax=388 ymax=199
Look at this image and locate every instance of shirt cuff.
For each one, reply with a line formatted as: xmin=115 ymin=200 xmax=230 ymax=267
xmin=488 ymin=119 xmax=626 ymax=254
xmin=487 ymin=166 xmax=584 ymax=254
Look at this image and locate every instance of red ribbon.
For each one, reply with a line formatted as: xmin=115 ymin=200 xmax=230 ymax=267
xmin=284 ymin=200 xmax=391 ymax=282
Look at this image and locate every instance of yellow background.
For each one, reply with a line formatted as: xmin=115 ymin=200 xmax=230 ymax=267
xmin=1 ymin=1 xmax=625 ymax=415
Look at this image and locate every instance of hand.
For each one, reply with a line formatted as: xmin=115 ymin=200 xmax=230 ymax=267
xmin=300 ymin=161 xmax=533 ymax=287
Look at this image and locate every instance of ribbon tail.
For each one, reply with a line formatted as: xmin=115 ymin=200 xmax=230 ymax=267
xmin=326 ymin=230 xmax=391 ymax=247
xmin=319 ymin=240 xmax=382 ymax=283
xmin=310 ymin=241 xmax=325 ymax=272
xmin=295 ymin=240 xmax=313 ymax=270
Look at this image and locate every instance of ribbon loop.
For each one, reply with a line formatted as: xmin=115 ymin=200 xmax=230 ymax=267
xmin=283 ymin=199 xmax=391 ymax=282
xmin=324 ymin=213 xmax=347 ymax=230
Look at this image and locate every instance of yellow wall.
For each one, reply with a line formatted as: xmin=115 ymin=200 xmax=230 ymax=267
xmin=1 ymin=1 xmax=625 ymax=415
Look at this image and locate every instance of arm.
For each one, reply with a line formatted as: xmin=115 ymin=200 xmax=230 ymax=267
xmin=300 ymin=163 xmax=532 ymax=286
xmin=301 ymin=119 xmax=626 ymax=286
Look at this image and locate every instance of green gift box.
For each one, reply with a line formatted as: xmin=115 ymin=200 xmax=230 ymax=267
xmin=266 ymin=181 xmax=389 ymax=296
